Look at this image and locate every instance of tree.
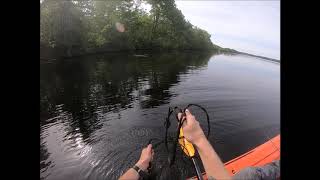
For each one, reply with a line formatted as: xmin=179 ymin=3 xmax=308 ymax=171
xmin=40 ymin=0 xmax=227 ymax=57
xmin=41 ymin=0 xmax=85 ymax=56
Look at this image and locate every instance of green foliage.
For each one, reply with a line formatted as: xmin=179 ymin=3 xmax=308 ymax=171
xmin=40 ymin=0 xmax=224 ymax=56
xmin=220 ymin=48 xmax=238 ymax=53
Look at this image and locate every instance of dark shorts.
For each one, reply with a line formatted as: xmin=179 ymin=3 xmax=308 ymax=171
xmin=232 ymin=160 xmax=280 ymax=180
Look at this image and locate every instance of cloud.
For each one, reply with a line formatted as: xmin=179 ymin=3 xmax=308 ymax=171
xmin=176 ymin=1 xmax=280 ymax=60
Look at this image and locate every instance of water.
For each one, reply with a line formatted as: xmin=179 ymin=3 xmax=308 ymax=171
xmin=40 ymin=52 xmax=280 ymax=180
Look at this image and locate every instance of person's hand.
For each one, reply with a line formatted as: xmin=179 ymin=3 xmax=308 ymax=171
xmin=178 ymin=109 xmax=207 ymax=146
xmin=136 ymin=144 xmax=154 ymax=171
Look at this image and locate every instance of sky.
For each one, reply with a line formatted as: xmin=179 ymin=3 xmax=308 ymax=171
xmin=175 ymin=0 xmax=280 ymax=60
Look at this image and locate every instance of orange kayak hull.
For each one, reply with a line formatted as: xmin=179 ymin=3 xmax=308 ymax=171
xmin=187 ymin=134 xmax=280 ymax=180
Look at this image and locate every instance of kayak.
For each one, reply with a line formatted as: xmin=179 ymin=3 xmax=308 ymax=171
xmin=187 ymin=134 xmax=280 ymax=180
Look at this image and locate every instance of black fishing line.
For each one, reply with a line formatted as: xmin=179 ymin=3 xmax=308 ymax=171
xmin=144 ymin=104 xmax=211 ymax=179
xmin=164 ymin=104 xmax=210 ymax=166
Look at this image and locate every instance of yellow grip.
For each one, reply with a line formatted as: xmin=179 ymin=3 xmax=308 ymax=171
xmin=178 ymin=128 xmax=195 ymax=157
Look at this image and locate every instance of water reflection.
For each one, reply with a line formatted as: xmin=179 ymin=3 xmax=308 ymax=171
xmin=40 ymin=52 xmax=213 ymax=179
xmin=40 ymin=52 xmax=280 ymax=180
xmin=41 ymin=53 xmax=212 ymax=120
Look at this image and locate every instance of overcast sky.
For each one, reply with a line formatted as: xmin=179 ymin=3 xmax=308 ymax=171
xmin=175 ymin=1 xmax=280 ymax=60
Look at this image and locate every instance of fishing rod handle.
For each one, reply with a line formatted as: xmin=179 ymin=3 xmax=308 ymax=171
xmin=192 ymin=158 xmax=204 ymax=180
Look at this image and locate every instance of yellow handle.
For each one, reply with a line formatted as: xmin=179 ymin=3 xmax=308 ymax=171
xmin=178 ymin=128 xmax=195 ymax=157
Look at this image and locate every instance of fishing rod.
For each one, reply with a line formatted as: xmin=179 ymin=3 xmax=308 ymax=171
xmin=178 ymin=123 xmax=204 ymax=180
xmin=164 ymin=104 xmax=210 ymax=180
xmin=144 ymin=104 xmax=210 ymax=180
xmin=144 ymin=104 xmax=278 ymax=180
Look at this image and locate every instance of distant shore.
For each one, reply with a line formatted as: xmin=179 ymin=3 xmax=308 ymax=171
xmin=40 ymin=45 xmax=223 ymax=60
xmin=40 ymin=45 xmax=280 ymax=64
xmin=236 ymin=51 xmax=280 ymax=63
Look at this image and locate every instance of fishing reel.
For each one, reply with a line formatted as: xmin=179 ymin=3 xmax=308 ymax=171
xmin=145 ymin=104 xmax=211 ymax=180
xmin=164 ymin=104 xmax=211 ymax=164
xmin=164 ymin=104 xmax=211 ymax=180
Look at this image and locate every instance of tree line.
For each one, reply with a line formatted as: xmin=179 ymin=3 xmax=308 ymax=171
xmin=40 ymin=0 xmax=235 ymax=57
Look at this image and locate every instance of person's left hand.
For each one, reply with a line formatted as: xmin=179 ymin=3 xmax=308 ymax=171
xmin=136 ymin=144 xmax=154 ymax=171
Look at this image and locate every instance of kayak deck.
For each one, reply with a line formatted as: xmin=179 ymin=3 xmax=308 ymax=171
xmin=187 ymin=134 xmax=280 ymax=180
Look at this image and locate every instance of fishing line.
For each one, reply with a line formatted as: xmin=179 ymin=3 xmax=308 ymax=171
xmin=143 ymin=104 xmax=211 ymax=179
xmin=262 ymin=129 xmax=280 ymax=153
xmin=164 ymin=104 xmax=211 ymax=166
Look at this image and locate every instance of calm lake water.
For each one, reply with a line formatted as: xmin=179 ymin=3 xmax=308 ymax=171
xmin=40 ymin=52 xmax=280 ymax=180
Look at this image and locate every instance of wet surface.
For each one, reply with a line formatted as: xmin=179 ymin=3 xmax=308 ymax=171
xmin=40 ymin=52 xmax=280 ymax=179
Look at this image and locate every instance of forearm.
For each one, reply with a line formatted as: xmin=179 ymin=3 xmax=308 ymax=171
xmin=119 ymin=168 xmax=139 ymax=180
xmin=195 ymin=138 xmax=231 ymax=180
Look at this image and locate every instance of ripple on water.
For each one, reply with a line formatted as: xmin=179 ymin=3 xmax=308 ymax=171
xmin=40 ymin=53 xmax=279 ymax=179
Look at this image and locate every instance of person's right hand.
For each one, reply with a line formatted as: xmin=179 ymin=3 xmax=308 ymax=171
xmin=178 ymin=109 xmax=207 ymax=146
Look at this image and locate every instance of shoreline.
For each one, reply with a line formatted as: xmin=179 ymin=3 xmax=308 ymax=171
xmin=40 ymin=48 xmax=220 ymax=61
xmin=236 ymin=52 xmax=280 ymax=63
xmin=40 ymin=46 xmax=279 ymax=63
